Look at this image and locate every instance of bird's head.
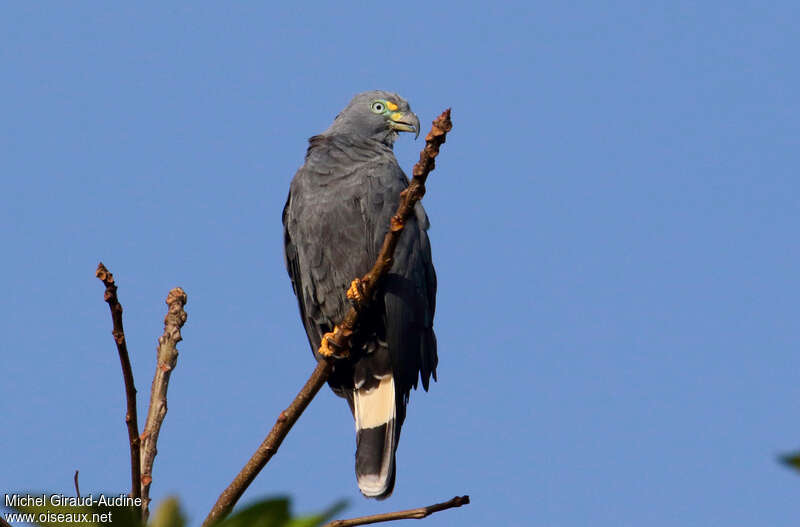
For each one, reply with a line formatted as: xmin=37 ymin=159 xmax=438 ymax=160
xmin=325 ymin=90 xmax=420 ymax=145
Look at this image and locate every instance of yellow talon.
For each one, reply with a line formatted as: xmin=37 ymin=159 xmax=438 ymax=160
xmin=346 ymin=278 xmax=366 ymax=304
xmin=319 ymin=330 xmax=349 ymax=358
xmin=318 ymin=333 xmax=336 ymax=357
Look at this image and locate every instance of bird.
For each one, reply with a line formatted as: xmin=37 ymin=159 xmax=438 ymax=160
xmin=282 ymin=90 xmax=437 ymax=499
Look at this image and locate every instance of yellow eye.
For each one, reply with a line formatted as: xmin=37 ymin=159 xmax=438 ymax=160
xmin=370 ymin=101 xmax=385 ymax=113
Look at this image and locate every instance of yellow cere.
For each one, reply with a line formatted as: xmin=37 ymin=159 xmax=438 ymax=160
xmin=391 ymin=112 xmax=404 ymax=121
xmin=386 ymin=101 xmax=399 ymax=111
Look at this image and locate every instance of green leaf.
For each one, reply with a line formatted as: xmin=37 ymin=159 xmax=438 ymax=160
xmin=286 ymin=500 xmax=347 ymax=527
xmin=148 ymin=497 xmax=185 ymax=527
xmin=213 ymin=497 xmax=348 ymax=527
xmin=217 ymin=497 xmax=291 ymax=527
xmin=780 ymin=451 xmax=800 ymax=473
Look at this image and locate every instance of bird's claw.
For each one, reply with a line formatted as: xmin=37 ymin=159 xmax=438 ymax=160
xmin=346 ymin=277 xmax=368 ymax=309
xmin=318 ymin=330 xmax=349 ymax=359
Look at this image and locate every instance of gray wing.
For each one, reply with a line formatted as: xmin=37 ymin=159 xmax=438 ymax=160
xmin=383 ymin=200 xmax=438 ymax=398
xmin=362 ymin=162 xmax=437 ymax=399
xmin=283 ymin=171 xmax=372 ymax=353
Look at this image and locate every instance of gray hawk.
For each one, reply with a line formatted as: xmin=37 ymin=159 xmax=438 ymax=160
xmin=282 ymin=90 xmax=437 ymax=499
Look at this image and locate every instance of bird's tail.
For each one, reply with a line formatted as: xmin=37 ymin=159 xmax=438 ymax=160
xmin=353 ymin=374 xmax=397 ymax=499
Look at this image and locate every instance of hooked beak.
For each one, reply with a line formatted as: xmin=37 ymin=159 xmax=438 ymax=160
xmin=389 ymin=111 xmax=420 ymax=139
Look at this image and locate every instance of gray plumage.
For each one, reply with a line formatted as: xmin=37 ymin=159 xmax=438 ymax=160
xmin=282 ymin=91 xmax=437 ymax=498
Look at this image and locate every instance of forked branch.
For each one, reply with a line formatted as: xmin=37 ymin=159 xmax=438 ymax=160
xmin=202 ymin=109 xmax=454 ymax=527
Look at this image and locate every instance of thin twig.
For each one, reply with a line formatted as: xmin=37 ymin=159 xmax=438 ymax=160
xmin=0 ymin=515 xmax=12 ymax=527
xmin=202 ymin=109 xmax=452 ymax=527
xmin=74 ymin=470 xmax=81 ymax=499
xmin=140 ymin=287 xmax=188 ymax=519
xmin=323 ymin=495 xmax=470 ymax=527
xmin=201 ymin=359 xmax=333 ymax=527
xmin=95 ymin=262 xmax=141 ymax=500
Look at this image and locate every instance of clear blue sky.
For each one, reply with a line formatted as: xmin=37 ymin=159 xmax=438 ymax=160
xmin=2 ymin=2 xmax=798 ymax=526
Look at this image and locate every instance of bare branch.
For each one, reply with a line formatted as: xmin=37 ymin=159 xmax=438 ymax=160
xmin=323 ymin=495 xmax=470 ymax=527
xmin=202 ymin=359 xmax=333 ymax=527
xmin=202 ymin=109 xmax=453 ymax=526
xmin=95 ymin=262 xmax=141 ymax=500
xmin=319 ymin=109 xmax=453 ymax=358
xmin=0 ymin=514 xmax=12 ymax=527
xmin=74 ymin=470 xmax=81 ymax=499
xmin=140 ymin=287 xmax=188 ymax=518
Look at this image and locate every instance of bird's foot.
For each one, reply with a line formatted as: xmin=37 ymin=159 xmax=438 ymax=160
xmin=346 ymin=277 xmax=369 ymax=309
xmin=319 ymin=329 xmax=350 ymax=359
